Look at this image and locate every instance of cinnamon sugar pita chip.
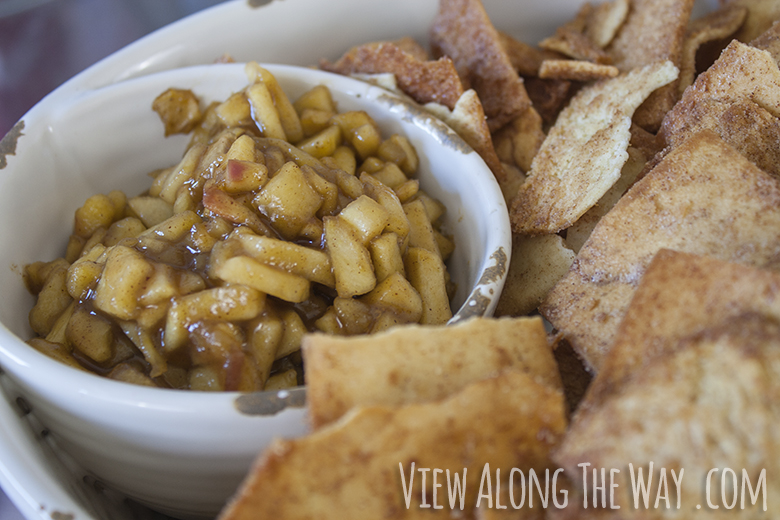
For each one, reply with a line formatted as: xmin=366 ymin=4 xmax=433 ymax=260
xmin=660 ymin=39 xmax=780 ymax=176
xmin=218 ymin=369 xmax=567 ymax=520
xmin=586 ymin=250 xmax=780 ymax=408
xmin=585 ymin=0 xmax=630 ymax=48
xmin=430 ymin=0 xmax=531 ymax=131
xmin=523 ymin=76 xmax=574 ymax=124
xmin=509 ymin=60 xmax=677 ymax=235
xmin=388 ymin=36 xmax=431 ymax=61
xmin=498 ymin=31 xmax=555 ymax=76
xmin=728 ymin=0 xmax=780 ymax=42
xmin=424 ymin=89 xmax=505 ymax=181
xmin=662 ymin=98 xmax=780 ymax=177
xmin=554 ymin=311 xmax=780 ymax=518
xmin=496 ymin=163 xmax=527 ymax=204
xmin=320 ymin=41 xmax=464 ymax=110
xmin=628 ymin=121 xmax=663 ymax=158
xmin=538 ymin=0 xmax=628 ymax=61
xmin=303 ymin=316 xmax=561 ymax=429
xmin=675 ymin=38 xmax=780 ymax=115
xmin=607 ymin=0 xmax=696 ymax=131
xmin=750 ymin=19 xmax=780 ymax=60
xmin=541 ymin=131 xmax=780 ymax=372
xmin=563 ymin=146 xmax=646 ymax=253
xmin=539 ymin=26 xmax=612 ymax=64
xmin=494 ymin=234 xmax=575 ymax=317
xmin=678 ymin=5 xmax=748 ymax=94
xmin=539 ymin=59 xmax=619 ymax=81
xmin=491 ymin=106 xmax=546 ymax=173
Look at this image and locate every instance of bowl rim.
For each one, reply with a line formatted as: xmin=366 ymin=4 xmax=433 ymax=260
xmin=0 ymin=61 xmax=511 ymax=410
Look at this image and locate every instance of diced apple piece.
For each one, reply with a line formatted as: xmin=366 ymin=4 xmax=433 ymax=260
xmin=264 ymin=368 xmax=298 ymax=390
xmin=29 ymin=262 xmax=73 ymax=337
xmin=299 ymin=108 xmax=333 ymax=137
xmin=275 ymin=309 xmax=306 ymax=359
xmin=203 ymin=180 xmax=269 ymax=235
xmin=333 ymin=297 xmax=373 ymax=335
xmin=371 ymin=162 xmax=407 ymax=189
xmin=339 ymin=195 xmax=390 ymax=245
xmin=224 ymin=159 xmax=268 ymax=193
xmin=377 ymin=133 xmax=418 ymax=175
xmin=128 ymin=196 xmax=173 ymax=228
xmin=152 ymin=88 xmax=202 ymax=136
xmin=293 ymin=84 xmax=336 ymax=114
xmin=236 ymin=233 xmax=335 ymax=287
xmin=302 ymin=165 xmax=339 ymax=217
xmin=297 ymin=125 xmax=342 ymax=159
xmin=404 ymin=199 xmax=440 ymax=255
xmin=66 ymin=307 xmax=114 ymax=364
xmin=404 ymin=247 xmax=452 ymax=325
xmin=324 ymin=216 xmax=376 ymax=298
xmin=138 ymin=210 xmax=201 ymax=242
xmin=215 ymin=92 xmax=252 ymax=127
xmin=253 ymin=161 xmax=323 ymax=239
xmin=66 ymin=244 xmax=106 ymax=300
xmin=360 ymin=271 xmax=423 ymax=323
xmin=104 ymin=217 xmax=146 ymax=246
xmin=249 ymin=312 xmax=284 ymax=384
xmin=247 ymin=81 xmax=287 ymax=140
xmin=74 ymin=194 xmax=117 ymax=239
xmin=360 ymin=173 xmax=410 ymax=245
xmin=248 ymin=63 xmax=304 ymax=144
xmin=158 ymin=143 xmax=205 ymax=204
xmin=214 ymin=255 xmax=310 ymax=303
xmin=369 ymin=232 xmax=405 ymax=282
xmin=93 ymin=245 xmax=154 ymax=321
xmin=163 ymin=284 xmax=265 ymax=353
xmin=330 ymin=145 xmax=356 ymax=176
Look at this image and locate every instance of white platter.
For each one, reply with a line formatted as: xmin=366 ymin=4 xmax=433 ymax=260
xmin=0 ymin=0 xmax=591 ymax=519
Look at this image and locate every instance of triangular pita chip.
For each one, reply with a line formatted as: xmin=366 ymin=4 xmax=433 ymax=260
xmin=585 ymin=0 xmax=630 ymax=48
xmin=662 ymin=98 xmax=780 ymax=177
xmin=539 ymin=25 xmax=612 ymax=64
xmin=728 ymin=0 xmax=780 ymax=42
xmin=660 ymin=39 xmax=780 ymax=176
xmin=667 ymin=39 xmax=780 ymax=117
xmin=542 ymin=131 xmax=780 ymax=372
xmin=498 ymin=31 xmax=557 ymax=77
xmin=539 ymin=1 xmax=622 ymax=59
xmin=585 ymin=249 xmax=780 ymax=409
xmin=321 ymin=41 xmax=464 ymax=110
xmin=677 ymin=5 xmax=748 ymax=94
xmin=219 ymin=369 xmax=567 ymax=520
xmin=494 ymin=234 xmax=575 ymax=318
xmin=509 ymin=60 xmax=677 ymax=235
xmin=491 ymin=106 xmax=546 ymax=173
xmin=302 ymin=316 xmax=561 ymax=429
xmin=554 ymin=312 xmax=780 ymax=517
xmin=607 ymin=0 xmax=696 ymax=131
xmin=563 ymin=146 xmax=646 ymax=253
xmin=750 ymin=18 xmax=780 ymax=60
xmin=424 ymin=90 xmax=506 ymax=181
xmin=430 ymin=0 xmax=531 ymax=131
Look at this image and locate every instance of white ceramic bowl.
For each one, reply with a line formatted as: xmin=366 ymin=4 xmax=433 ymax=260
xmin=0 ymin=63 xmax=510 ymax=518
